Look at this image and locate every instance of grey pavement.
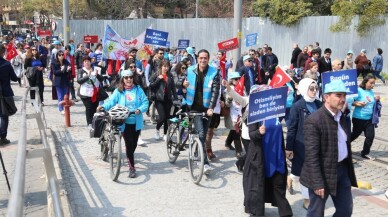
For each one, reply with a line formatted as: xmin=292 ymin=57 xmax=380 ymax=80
xmin=1 ymin=79 xmax=388 ymax=217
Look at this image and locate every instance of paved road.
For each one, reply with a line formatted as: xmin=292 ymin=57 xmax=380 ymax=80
xmin=1 ymin=80 xmax=388 ymax=216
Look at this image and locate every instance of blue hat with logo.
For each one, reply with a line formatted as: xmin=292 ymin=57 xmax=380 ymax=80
xmin=228 ymin=71 xmax=241 ymax=80
xmin=52 ymin=40 xmax=61 ymax=45
xmin=324 ymin=80 xmax=350 ymax=94
xmin=121 ymin=69 xmax=133 ymax=78
xmin=243 ymin=55 xmax=253 ymax=62
xmin=186 ymin=47 xmax=194 ymax=55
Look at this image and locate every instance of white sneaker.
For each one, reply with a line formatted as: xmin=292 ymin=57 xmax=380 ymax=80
xmin=138 ymin=138 xmax=146 ymax=145
xmin=203 ymin=164 xmax=213 ymax=175
xmin=163 ymin=135 xmax=167 ymax=141
xmin=154 ymin=130 xmax=160 ymax=140
xmin=61 ymin=111 xmax=65 ymax=115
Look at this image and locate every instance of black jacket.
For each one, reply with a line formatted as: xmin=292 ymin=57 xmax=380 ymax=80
xmin=149 ymin=73 xmax=177 ymax=102
xmin=291 ymin=47 xmax=302 ymax=67
xmin=318 ymin=56 xmax=332 ymax=73
xmin=0 ymin=57 xmax=18 ymax=97
xmin=300 ymin=106 xmax=357 ymax=196
xmin=77 ymin=69 xmax=104 ymax=98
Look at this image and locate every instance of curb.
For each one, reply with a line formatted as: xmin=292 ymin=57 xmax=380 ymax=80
xmin=47 ymin=128 xmax=73 ymax=217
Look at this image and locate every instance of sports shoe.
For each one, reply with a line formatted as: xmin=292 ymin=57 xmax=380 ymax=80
xmin=129 ymin=168 xmax=136 ymax=178
xmin=61 ymin=111 xmax=65 ymax=115
xmin=138 ymin=138 xmax=146 ymax=146
xmin=154 ymin=130 xmax=160 ymax=140
xmin=361 ymin=154 xmax=376 ymax=161
xmin=163 ymin=135 xmax=167 ymax=141
xmin=203 ymin=164 xmax=213 ymax=175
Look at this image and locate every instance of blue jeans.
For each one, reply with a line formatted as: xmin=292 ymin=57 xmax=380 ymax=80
xmin=56 ymin=86 xmax=69 ymax=112
xmin=193 ymin=115 xmax=211 ymax=165
xmin=0 ymin=115 xmax=9 ymax=139
xmin=307 ymin=163 xmax=353 ymax=217
xmin=372 ymin=70 xmax=385 ymax=83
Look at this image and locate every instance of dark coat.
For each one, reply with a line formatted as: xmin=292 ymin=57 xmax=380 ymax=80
xmin=52 ymin=60 xmax=71 ymax=87
xmin=149 ymin=73 xmax=177 ymax=102
xmin=0 ymin=57 xmax=18 ymax=97
xmin=291 ymin=47 xmax=302 ymax=67
xmin=300 ymin=106 xmax=358 ymax=196
xmin=286 ymin=98 xmax=322 ymax=176
xmin=318 ymin=56 xmax=332 ymax=73
xmin=243 ymin=123 xmax=265 ymax=216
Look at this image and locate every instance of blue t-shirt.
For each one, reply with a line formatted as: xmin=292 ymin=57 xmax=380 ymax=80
xmin=124 ymin=88 xmax=137 ymax=124
xmin=353 ymin=87 xmax=375 ymax=120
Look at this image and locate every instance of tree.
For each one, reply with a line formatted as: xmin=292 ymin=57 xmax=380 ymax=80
xmin=20 ymin=0 xmax=89 ymax=19
xmin=330 ymin=0 xmax=388 ymax=37
xmin=198 ymin=0 xmax=253 ymax=18
xmin=251 ymin=0 xmax=313 ymax=25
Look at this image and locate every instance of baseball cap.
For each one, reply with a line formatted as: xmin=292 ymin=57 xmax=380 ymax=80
xmin=52 ymin=40 xmax=61 ymax=45
xmin=361 ymin=49 xmax=366 ymax=53
xmin=243 ymin=55 xmax=253 ymax=62
xmin=324 ymin=80 xmax=350 ymax=94
xmin=129 ymin=47 xmax=138 ymax=53
xmin=347 ymin=50 xmax=354 ymax=54
xmin=186 ymin=47 xmax=194 ymax=55
xmin=228 ymin=71 xmax=241 ymax=80
xmin=121 ymin=70 xmax=134 ymax=77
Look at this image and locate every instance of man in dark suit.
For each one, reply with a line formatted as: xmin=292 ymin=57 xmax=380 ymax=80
xmin=291 ymin=43 xmax=302 ymax=68
xmin=318 ymin=48 xmax=333 ymax=73
xmin=0 ymin=44 xmax=18 ymax=145
xmin=300 ymin=80 xmax=357 ymax=217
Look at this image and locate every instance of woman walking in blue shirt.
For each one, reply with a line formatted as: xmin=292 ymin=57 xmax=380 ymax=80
xmin=351 ymin=74 xmax=381 ymax=160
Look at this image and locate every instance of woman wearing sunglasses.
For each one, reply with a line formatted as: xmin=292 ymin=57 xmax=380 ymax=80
xmin=52 ymin=51 xmax=71 ymax=114
xmin=25 ymin=46 xmax=46 ymax=104
xmin=285 ymin=78 xmax=322 ymax=209
xmin=99 ymin=70 xmax=149 ymax=178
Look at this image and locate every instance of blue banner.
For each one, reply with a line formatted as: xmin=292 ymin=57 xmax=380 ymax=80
xmin=247 ymin=86 xmax=288 ymax=125
xmin=321 ymin=69 xmax=358 ymax=97
xmin=144 ymin=29 xmax=169 ymax=46
xmin=178 ymin=39 xmax=190 ymax=50
xmin=246 ymin=33 xmax=258 ymax=47
xmin=166 ymin=41 xmax=170 ymax=48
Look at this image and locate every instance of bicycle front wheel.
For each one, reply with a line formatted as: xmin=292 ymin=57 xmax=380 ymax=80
xmin=188 ymin=137 xmax=204 ymax=184
xmin=110 ymin=133 xmax=122 ymax=181
xmin=166 ymin=124 xmax=180 ymax=163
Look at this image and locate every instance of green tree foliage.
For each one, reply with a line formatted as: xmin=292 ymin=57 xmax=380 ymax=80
xmin=331 ymin=0 xmax=388 ymax=37
xmin=251 ymin=0 xmax=313 ymax=26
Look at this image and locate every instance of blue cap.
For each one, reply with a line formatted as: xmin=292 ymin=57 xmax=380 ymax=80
xmin=347 ymin=50 xmax=353 ymax=54
xmin=32 ymin=60 xmax=43 ymax=67
xmin=324 ymin=80 xmax=350 ymax=94
xmin=52 ymin=40 xmax=61 ymax=45
xmin=243 ymin=55 xmax=253 ymax=62
xmin=186 ymin=47 xmax=194 ymax=55
xmin=361 ymin=49 xmax=366 ymax=53
xmin=121 ymin=70 xmax=133 ymax=77
xmin=228 ymin=71 xmax=241 ymax=80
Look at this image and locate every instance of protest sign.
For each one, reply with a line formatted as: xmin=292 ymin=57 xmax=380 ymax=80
xmin=247 ymin=86 xmax=288 ymax=125
xmin=178 ymin=39 xmax=190 ymax=50
xmin=144 ymin=29 xmax=169 ymax=47
xmin=84 ymin=35 xmax=98 ymax=43
xmin=321 ymin=69 xmax=358 ymax=97
xmin=246 ymin=33 xmax=257 ymax=47
xmin=217 ymin=37 xmax=239 ymax=52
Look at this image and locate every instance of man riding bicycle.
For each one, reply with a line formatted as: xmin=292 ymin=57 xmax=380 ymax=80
xmin=182 ymin=49 xmax=220 ymax=174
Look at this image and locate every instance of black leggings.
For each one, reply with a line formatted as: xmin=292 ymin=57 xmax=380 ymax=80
xmin=351 ymin=117 xmax=375 ymax=155
xmin=81 ymin=97 xmax=99 ymax=125
xmin=226 ymin=129 xmax=243 ymax=153
xmin=155 ymin=100 xmax=172 ymax=135
xmin=122 ymin=124 xmax=140 ymax=168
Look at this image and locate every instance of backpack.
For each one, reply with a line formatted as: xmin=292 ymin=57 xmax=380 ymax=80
xmin=90 ymin=112 xmax=106 ymax=138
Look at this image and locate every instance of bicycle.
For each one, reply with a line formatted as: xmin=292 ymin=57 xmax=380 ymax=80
xmin=99 ymin=110 xmax=134 ymax=181
xmin=166 ymin=109 xmax=207 ymax=184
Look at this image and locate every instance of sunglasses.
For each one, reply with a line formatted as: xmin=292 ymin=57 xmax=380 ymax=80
xmin=129 ymin=66 xmax=136 ymax=69
xmin=247 ymin=60 xmax=253 ymax=62
xmin=158 ymin=52 xmax=164 ymax=55
xmin=232 ymin=78 xmax=240 ymax=81
xmin=309 ymin=86 xmax=318 ymax=91
xmin=123 ymin=76 xmax=133 ymax=80
xmin=58 ymin=54 xmax=64 ymax=56
xmin=181 ymin=67 xmax=187 ymax=70
xmin=32 ymin=49 xmax=37 ymax=51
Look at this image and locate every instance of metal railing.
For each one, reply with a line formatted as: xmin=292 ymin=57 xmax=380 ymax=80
xmin=7 ymin=87 xmax=64 ymax=217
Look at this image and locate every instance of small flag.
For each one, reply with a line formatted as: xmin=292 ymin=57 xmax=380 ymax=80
xmin=220 ymin=53 xmax=226 ymax=79
xmin=234 ymin=75 xmax=245 ymax=96
xmin=6 ymin=43 xmax=17 ymax=61
xmin=269 ymin=67 xmax=292 ymax=88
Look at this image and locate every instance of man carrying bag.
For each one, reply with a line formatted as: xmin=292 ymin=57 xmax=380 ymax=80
xmin=0 ymin=44 xmax=18 ymax=146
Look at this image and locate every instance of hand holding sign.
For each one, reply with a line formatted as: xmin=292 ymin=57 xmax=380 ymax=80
xmin=259 ymin=125 xmax=266 ymax=135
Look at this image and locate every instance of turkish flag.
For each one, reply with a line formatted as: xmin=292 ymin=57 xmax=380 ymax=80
xmin=6 ymin=43 xmax=18 ymax=61
xmin=234 ymin=75 xmax=245 ymax=96
xmin=115 ymin=60 xmax=121 ymax=73
xmin=269 ymin=67 xmax=292 ymax=88
xmin=220 ymin=53 xmax=226 ymax=79
xmin=107 ymin=59 xmax=114 ymax=75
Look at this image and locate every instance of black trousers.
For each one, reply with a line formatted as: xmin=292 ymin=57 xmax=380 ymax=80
xmin=225 ymin=129 xmax=243 ymax=153
xmin=122 ymin=124 xmax=140 ymax=168
xmin=69 ymin=80 xmax=77 ymax=99
xmin=155 ymin=100 xmax=172 ymax=135
xmin=351 ymin=117 xmax=375 ymax=155
xmin=236 ymin=138 xmax=250 ymax=168
xmin=265 ymin=172 xmax=293 ymax=217
xmin=30 ymin=82 xmax=44 ymax=103
xmin=81 ymin=97 xmax=99 ymax=125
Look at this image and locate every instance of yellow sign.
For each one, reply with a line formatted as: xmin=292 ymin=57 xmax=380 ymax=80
xmin=237 ymin=32 xmax=242 ymax=39
xmin=65 ymin=26 xmax=70 ymax=32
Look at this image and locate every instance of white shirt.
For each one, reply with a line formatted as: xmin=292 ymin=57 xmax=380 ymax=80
xmin=328 ymin=109 xmax=348 ymax=162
